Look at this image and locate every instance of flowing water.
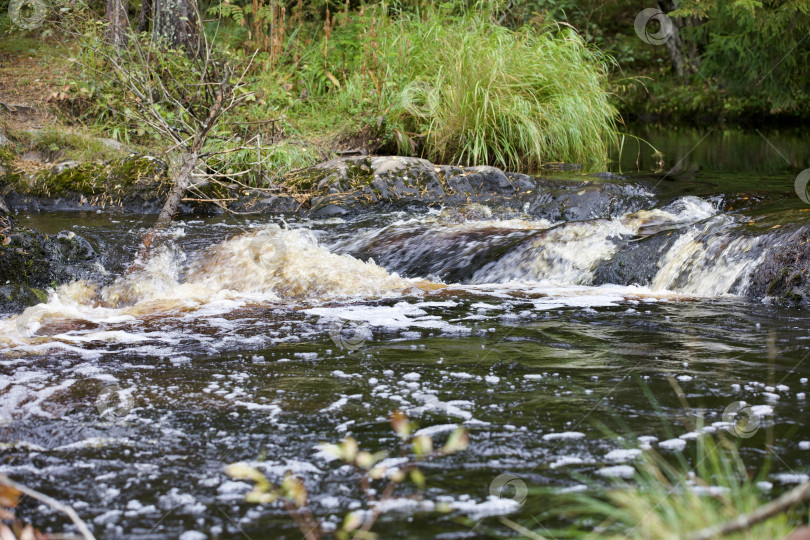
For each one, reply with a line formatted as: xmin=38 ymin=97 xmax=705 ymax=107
xmin=2 ymin=128 xmax=810 ymax=539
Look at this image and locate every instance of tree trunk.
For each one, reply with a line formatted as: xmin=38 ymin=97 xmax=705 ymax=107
xmin=153 ymin=0 xmax=199 ymax=51
xmin=106 ymin=0 xmax=129 ymax=48
xmin=138 ymin=0 xmax=151 ymax=33
xmin=139 ymin=152 xmax=198 ymax=256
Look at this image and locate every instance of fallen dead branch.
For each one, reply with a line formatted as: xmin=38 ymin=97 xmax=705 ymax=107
xmin=0 ymin=474 xmax=96 ymax=540
xmin=690 ymin=480 xmax=810 ymax=540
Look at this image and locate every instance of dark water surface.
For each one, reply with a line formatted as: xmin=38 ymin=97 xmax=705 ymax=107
xmin=1 ymin=128 xmax=809 ymax=539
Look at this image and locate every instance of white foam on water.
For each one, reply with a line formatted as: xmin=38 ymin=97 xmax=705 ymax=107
xmin=543 ymin=431 xmax=586 ymax=441
xmin=659 ymin=438 xmax=687 ymax=451
xmin=604 ymin=448 xmax=642 ymax=462
xmin=453 ymin=282 xmax=691 ymax=308
xmin=550 ymin=456 xmax=586 ymax=469
xmin=413 ymin=424 xmax=460 ymax=437
xmin=597 ymin=465 xmax=635 ymax=479
xmin=305 ymin=302 xmax=467 ymax=334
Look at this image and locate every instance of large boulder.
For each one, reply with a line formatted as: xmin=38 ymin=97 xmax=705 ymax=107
xmin=282 ymin=156 xmax=536 ymax=217
xmin=1 ymin=153 xmax=171 ymax=213
xmin=272 ymin=156 xmax=654 ymax=219
xmin=0 ymin=198 xmax=99 ymax=312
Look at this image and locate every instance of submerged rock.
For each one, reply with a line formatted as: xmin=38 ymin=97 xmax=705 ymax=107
xmin=0 ymin=199 xmax=99 ymax=312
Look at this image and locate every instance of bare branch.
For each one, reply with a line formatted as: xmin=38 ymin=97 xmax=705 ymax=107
xmin=690 ymin=481 xmax=810 ymax=540
xmin=0 ymin=474 xmax=96 ymax=540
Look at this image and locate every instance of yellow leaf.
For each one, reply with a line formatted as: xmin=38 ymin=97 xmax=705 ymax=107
xmin=282 ymin=473 xmax=307 ymax=508
xmin=410 ymin=468 xmax=426 ymax=489
xmin=341 ymin=437 xmax=358 ymax=463
xmin=342 ymin=511 xmax=363 ymax=532
xmin=224 ymin=463 xmax=266 ymax=483
xmin=391 ymin=410 xmax=410 ymax=440
xmin=356 ymin=451 xmax=374 ymax=469
xmin=412 ymin=435 xmax=433 ymax=456
xmin=0 ymin=485 xmax=21 ymax=508
xmin=325 ymin=70 xmax=341 ymax=89
xmin=442 ymin=428 xmax=469 ymax=454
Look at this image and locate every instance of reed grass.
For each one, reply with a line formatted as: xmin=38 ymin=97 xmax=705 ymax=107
xmin=270 ymin=2 xmax=619 ymax=171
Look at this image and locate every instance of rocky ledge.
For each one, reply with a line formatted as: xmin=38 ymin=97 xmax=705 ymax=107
xmin=0 ymin=197 xmax=99 ymax=312
xmin=235 ymin=155 xmax=647 ymax=221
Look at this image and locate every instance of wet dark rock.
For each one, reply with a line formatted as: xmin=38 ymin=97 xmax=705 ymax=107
xmin=279 ymin=157 xmax=657 ymax=219
xmin=286 ymin=156 xmax=539 ymax=212
xmin=505 ymin=172 xmax=535 ymax=191
xmin=313 ymin=203 xmax=350 ymax=218
xmin=1 ymin=148 xmax=658 ymax=221
xmin=337 ymin=219 xmax=539 ymax=283
xmin=749 ymin=225 xmax=810 ymax=308
xmin=463 ymin=165 xmax=514 ymax=191
xmin=519 ymin=179 xmax=654 ymax=222
xmin=589 ymin=171 xmax=627 ymax=181
xmin=229 ymin=193 xmax=301 ymax=215
xmin=593 ymin=230 xmax=682 ymax=287
xmin=0 ymin=200 xmax=99 ymax=312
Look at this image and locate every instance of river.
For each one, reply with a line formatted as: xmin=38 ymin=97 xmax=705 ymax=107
xmin=1 ymin=128 xmax=809 ymax=539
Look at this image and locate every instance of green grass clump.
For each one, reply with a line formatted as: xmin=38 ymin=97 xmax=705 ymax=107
xmin=526 ymin=433 xmax=803 ymax=540
xmin=262 ymin=2 xmax=619 ymax=171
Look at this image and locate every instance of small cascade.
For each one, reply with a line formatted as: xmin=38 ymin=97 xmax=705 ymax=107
xmin=340 ymin=197 xmax=721 ymax=287
xmin=2 ymin=226 xmax=416 ymax=345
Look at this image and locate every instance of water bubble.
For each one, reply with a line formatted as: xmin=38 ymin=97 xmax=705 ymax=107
xmin=95 ymin=384 xmax=135 ymax=421
xmin=634 ymin=8 xmax=674 ymax=46
xmin=489 ymin=473 xmax=528 ymax=507
xmin=722 ymin=401 xmax=761 ymax=438
xmin=328 ymin=320 xmax=371 ymax=351
xmin=8 ymin=0 xmax=46 ymax=30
